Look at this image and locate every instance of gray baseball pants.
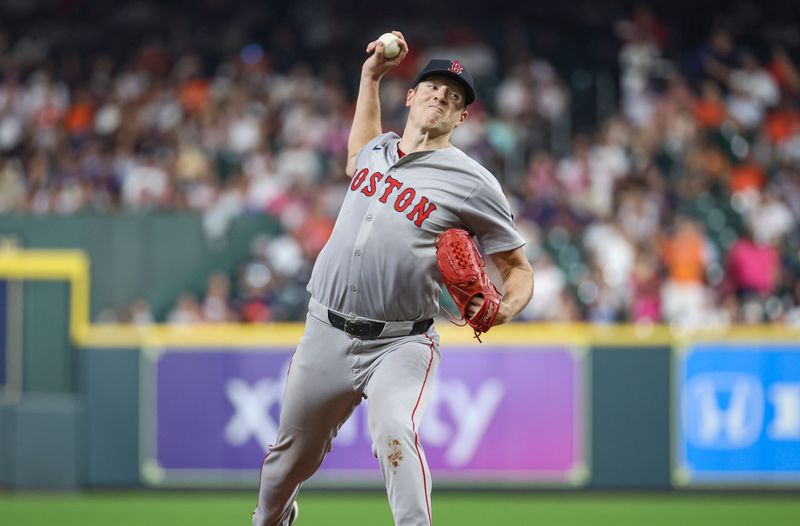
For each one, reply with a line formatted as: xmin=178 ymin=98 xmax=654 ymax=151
xmin=252 ymin=299 xmax=441 ymax=526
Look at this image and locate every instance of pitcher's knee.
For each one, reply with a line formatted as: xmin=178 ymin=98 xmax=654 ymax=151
xmin=262 ymin=443 xmax=326 ymax=484
xmin=370 ymin=418 xmax=416 ymax=456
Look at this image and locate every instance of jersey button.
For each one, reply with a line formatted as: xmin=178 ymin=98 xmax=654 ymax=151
xmin=354 ymin=249 xmax=361 ymax=256
xmin=366 ymin=214 xmax=373 ymax=221
xmin=350 ymin=286 xmax=357 ymax=292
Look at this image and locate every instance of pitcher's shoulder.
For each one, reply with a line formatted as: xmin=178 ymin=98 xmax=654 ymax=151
xmin=368 ymin=131 xmax=401 ymax=151
xmin=356 ymin=132 xmax=402 ymax=167
xmin=447 ymin=147 xmax=503 ymax=189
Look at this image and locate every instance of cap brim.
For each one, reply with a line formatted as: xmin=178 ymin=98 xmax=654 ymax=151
xmin=415 ymin=71 xmax=475 ymax=106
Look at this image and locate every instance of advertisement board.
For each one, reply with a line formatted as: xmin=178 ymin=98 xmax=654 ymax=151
xmin=141 ymin=345 xmax=586 ymax=487
xmin=675 ymin=343 xmax=800 ymax=485
xmin=0 ymin=280 xmax=6 ymax=388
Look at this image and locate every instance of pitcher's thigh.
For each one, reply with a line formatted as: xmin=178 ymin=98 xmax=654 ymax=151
xmin=364 ymin=338 xmax=439 ymax=446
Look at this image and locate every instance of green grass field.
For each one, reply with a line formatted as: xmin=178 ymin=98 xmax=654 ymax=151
xmin=1 ymin=491 xmax=799 ymax=525
xmin=0 ymin=491 xmax=800 ymax=526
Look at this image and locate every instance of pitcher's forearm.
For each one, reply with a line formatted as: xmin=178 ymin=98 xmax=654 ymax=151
xmin=347 ymin=73 xmax=383 ymax=168
xmin=497 ymin=266 xmax=534 ymax=324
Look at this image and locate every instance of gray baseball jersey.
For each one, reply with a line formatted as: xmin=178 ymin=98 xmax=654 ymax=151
xmin=253 ymin=132 xmax=524 ymax=526
xmin=308 ymin=131 xmax=525 ymax=321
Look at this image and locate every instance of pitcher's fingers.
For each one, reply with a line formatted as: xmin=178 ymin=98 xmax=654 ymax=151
xmin=391 ymin=31 xmax=408 ymax=53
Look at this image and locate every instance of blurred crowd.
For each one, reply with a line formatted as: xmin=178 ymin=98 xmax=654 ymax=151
xmin=1 ymin=1 xmax=798 ymax=326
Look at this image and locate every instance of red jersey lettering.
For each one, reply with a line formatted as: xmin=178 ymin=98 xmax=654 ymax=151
xmin=353 ymin=167 xmax=438 ymax=228
xmin=394 ymin=188 xmax=416 ymax=212
xmin=351 ymin=168 xmax=368 ymax=191
xmin=406 ymin=196 xmax=438 ymax=227
xmin=361 ymin=171 xmax=383 ymax=197
xmin=378 ymin=176 xmax=403 ymax=203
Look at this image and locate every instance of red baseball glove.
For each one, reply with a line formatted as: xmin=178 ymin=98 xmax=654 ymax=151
xmin=435 ymin=228 xmax=502 ymax=340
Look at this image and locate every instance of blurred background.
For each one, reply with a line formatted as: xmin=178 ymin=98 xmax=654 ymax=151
xmin=0 ymin=0 xmax=799 ymax=524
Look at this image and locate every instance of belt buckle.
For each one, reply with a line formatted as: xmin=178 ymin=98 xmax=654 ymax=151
xmin=344 ymin=317 xmax=376 ymax=339
xmin=343 ymin=319 xmax=362 ymax=338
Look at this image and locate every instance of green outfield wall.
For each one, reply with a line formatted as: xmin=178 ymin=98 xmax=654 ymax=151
xmin=0 ymin=214 xmax=281 ymax=320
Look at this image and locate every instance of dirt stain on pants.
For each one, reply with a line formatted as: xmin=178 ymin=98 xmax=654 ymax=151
xmin=387 ymin=439 xmax=403 ymax=474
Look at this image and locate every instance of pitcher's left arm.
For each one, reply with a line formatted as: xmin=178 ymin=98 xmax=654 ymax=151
xmin=465 ymin=246 xmax=533 ymax=325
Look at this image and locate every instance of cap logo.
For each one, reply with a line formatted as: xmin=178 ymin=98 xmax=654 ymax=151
xmin=449 ymin=60 xmax=463 ymax=75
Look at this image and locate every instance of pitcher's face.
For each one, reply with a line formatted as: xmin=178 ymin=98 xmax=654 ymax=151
xmin=406 ymin=75 xmax=468 ymax=133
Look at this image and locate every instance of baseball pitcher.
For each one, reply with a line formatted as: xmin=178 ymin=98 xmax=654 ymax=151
xmin=252 ymin=30 xmax=534 ymax=526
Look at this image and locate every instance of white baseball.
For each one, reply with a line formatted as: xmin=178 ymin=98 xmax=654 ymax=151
xmin=378 ymin=33 xmax=400 ymax=59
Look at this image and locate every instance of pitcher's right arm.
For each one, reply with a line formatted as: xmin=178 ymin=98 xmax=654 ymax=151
xmin=346 ymin=31 xmax=408 ymax=177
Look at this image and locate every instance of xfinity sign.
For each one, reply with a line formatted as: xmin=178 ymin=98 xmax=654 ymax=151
xmin=143 ymin=345 xmax=585 ymax=485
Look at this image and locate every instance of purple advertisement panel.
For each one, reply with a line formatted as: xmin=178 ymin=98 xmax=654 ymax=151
xmin=143 ymin=345 xmax=585 ymax=485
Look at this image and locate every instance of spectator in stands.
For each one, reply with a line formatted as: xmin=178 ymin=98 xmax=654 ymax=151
xmin=659 ymin=215 xmax=712 ymax=326
xmin=747 ymin=188 xmax=794 ymax=247
xmin=729 ymin=51 xmax=780 ymax=109
xmin=785 ymin=282 xmax=800 ymax=326
xmin=167 ymin=293 xmax=204 ymax=325
xmin=630 ymin=244 xmax=662 ymax=322
xmin=686 ymin=28 xmax=738 ymax=91
xmin=768 ymin=46 xmax=800 ymax=99
xmin=694 ymin=81 xmax=728 ymax=129
xmin=724 ymin=224 xmax=781 ymax=302
xmin=517 ymin=253 xmax=567 ymax=321
xmin=128 ymin=299 xmax=155 ymax=326
xmin=616 ymin=178 xmax=661 ymax=244
xmin=202 ymin=272 xmax=238 ymax=322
